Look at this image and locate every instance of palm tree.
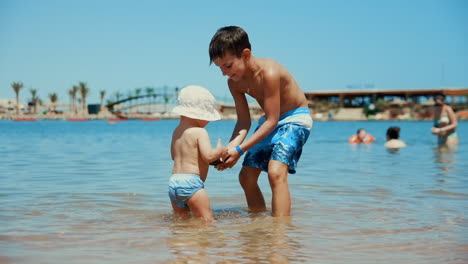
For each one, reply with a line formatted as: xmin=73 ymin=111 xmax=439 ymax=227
xmin=69 ymin=85 xmax=79 ymax=114
xmin=76 ymin=98 xmax=81 ymax=111
xmin=69 ymin=89 xmax=74 ymax=114
xmin=11 ymin=82 xmax=23 ymax=115
xmin=135 ymin=88 xmax=142 ymax=113
xmin=78 ymin=82 xmax=89 ymax=114
xmin=48 ymin=93 xmax=58 ymax=112
xmin=100 ymin=90 xmax=106 ymax=112
xmin=30 ymin=88 xmax=38 ymax=114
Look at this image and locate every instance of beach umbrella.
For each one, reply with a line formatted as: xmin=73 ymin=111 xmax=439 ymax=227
xmin=389 ymin=98 xmax=407 ymax=106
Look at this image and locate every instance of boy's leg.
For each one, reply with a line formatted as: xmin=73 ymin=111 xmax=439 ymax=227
xmin=187 ymin=189 xmax=214 ymax=222
xmin=267 ymin=160 xmax=291 ymax=217
xmin=239 ymin=166 xmax=265 ymax=213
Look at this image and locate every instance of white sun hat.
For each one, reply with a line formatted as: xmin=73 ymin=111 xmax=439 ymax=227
xmin=172 ymin=85 xmax=221 ymax=121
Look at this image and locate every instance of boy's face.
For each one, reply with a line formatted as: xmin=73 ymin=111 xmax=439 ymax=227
xmin=213 ymin=51 xmax=246 ymax=82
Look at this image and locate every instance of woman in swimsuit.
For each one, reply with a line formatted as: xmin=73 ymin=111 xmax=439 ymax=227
xmin=431 ymin=94 xmax=458 ymax=146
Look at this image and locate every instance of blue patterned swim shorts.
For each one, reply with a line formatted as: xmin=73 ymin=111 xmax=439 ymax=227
xmin=242 ymin=108 xmax=313 ymax=174
xmin=168 ymin=174 xmax=204 ymax=208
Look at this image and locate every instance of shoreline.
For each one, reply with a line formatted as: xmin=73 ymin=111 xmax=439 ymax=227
xmin=2 ymin=115 xmax=466 ymax=122
xmin=1 ymin=108 xmax=467 ymax=122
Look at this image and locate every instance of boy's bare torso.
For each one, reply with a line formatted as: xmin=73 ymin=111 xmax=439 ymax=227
xmin=229 ymin=58 xmax=308 ymax=115
xmin=171 ymin=126 xmax=209 ymax=181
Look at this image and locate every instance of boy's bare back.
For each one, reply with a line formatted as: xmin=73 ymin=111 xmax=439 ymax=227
xmin=171 ymin=125 xmax=207 ymax=180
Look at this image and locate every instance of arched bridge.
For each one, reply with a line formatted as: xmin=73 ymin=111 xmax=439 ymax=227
xmin=106 ymin=87 xmax=179 ymax=114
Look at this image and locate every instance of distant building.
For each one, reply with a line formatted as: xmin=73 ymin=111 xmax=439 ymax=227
xmin=0 ymin=99 xmax=27 ymax=113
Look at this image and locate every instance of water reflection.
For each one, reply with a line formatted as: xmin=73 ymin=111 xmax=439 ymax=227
xmin=236 ymin=216 xmax=302 ymax=263
xmin=433 ymin=146 xmax=458 ymax=175
xmin=166 ymin=215 xmax=303 ymax=263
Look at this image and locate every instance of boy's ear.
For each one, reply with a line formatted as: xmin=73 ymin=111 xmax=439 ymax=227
xmin=241 ymin=49 xmax=251 ymax=60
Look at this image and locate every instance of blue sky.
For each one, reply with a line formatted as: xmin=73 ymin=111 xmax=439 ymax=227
xmin=1 ymin=0 xmax=467 ymax=104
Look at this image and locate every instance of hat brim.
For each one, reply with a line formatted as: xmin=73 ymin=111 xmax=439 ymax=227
xmin=172 ymin=106 xmax=221 ymax=121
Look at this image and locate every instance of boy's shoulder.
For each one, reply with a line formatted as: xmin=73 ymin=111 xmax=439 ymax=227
xmin=256 ymin=57 xmax=282 ymax=71
xmin=257 ymin=58 xmax=293 ymax=81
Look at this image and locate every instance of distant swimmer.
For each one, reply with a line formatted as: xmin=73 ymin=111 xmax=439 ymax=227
xmin=349 ymin=128 xmax=375 ymax=144
xmin=384 ymin=126 xmax=406 ymax=149
xmin=431 ymin=94 xmax=458 ymax=146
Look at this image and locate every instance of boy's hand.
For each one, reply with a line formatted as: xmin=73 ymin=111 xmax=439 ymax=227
xmin=215 ymin=146 xmax=241 ymax=170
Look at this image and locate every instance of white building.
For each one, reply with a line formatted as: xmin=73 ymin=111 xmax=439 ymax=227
xmin=0 ymin=99 xmax=28 ymax=113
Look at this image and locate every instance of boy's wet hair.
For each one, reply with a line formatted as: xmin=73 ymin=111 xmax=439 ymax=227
xmin=209 ymin=26 xmax=251 ymax=64
xmin=387 ymin=126 xmax=400 ymax=139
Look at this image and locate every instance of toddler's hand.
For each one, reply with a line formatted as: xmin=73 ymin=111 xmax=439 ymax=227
xmin=216 ymin=138 xmax=223 ymax=150
xmin=216 ymin=145 xmax=240 ymax=170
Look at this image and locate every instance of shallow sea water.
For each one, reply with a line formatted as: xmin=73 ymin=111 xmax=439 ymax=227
xmin=1 ymin=120 xmax=467 ymax=263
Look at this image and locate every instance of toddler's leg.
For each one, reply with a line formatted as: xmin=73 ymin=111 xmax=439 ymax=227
xmin=239 ymin=166 xmax=266 ymax=213
xmin=268 ymin=160 xmax=291 ymax=217
xmin=187 ymin=189 xmax=214 ymax=222
xmin=171 ymin=202 xmax=190 ymax=219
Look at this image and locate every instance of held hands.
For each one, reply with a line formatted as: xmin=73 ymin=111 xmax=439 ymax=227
xmin=214 ymin=144 xmax=242 ymax=171
xmin=210 ymin=139 xmax=225 ymax=166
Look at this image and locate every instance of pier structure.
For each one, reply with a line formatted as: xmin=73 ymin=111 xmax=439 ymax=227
xmin=305 ymin=88 xmax=468 ymax=108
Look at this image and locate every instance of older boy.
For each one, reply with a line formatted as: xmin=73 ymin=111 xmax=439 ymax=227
xmin=209 ymin=26 xmax=313 ymax=216
xmin=169 ymin=85 xmax=224 ymax=222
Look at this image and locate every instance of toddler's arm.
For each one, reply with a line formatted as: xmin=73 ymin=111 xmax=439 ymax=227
xmin=198 ymin=130 xmax=224 ymax=163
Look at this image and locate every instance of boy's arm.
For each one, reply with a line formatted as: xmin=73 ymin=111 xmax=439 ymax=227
xmin=227 ymin=81 xmax=251 ymax=147
xmin=221 ymin=69 xmax=280 ymax=169
xmin=215 ymin=81 xmax=251 ymax=170
xmin=197 ymin=128 xmax=224 ymax=163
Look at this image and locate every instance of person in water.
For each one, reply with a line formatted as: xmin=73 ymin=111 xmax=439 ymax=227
xmin=349 ymin=128 xmax=375 ymax=144
xmin=169 ymin=85 xmax=225 ymax=222
xmin=384 ymin=126 xmax=406 ymax=149
xmin=431 ymin=94 xmax=458 ymax=146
